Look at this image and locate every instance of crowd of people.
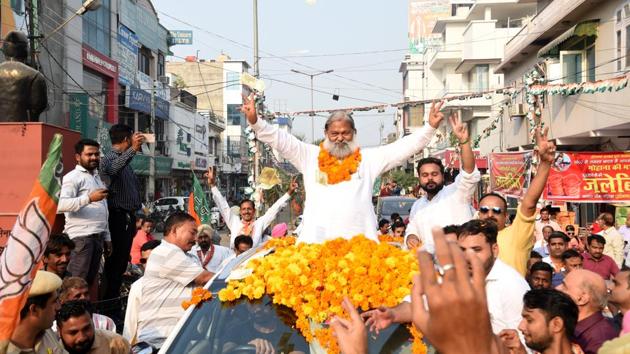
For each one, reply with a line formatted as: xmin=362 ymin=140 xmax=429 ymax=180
xmin=8 ymin=96 xmax=630 ymax=354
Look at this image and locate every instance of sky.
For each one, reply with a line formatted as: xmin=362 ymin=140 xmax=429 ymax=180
xmin=153 ymin=0 xmax=409 ymax=147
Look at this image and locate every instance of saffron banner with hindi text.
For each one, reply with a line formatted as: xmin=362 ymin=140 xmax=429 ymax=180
xmin=490 ymin=152 xmax=532 ymax=198
xmin=545 ymin=151 xmax=630 ymax=202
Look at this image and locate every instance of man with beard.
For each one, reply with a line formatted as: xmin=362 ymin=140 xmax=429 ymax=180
xmin=135 ymin=212 xmax=213 ymax=350
xmin=582 ymin=234 xmax=619 ymax=280
xmin=58 ymin=139 xmax=111 ymax=291
xmin=43 ymin=234 xmax=75 ymax=279
xmin=499 ymin=289 xmax=580 ymax=354
xmin=207 ymin=168 xmax=298 ymax=248
xmin=240 ymin=95 xmax=444 ymax=243
xmin=477 ymin=127 xmax=556 ymax=276
xmin=56 ymin=300 xmax=129 ymax=354
xmin=405 ymin=113 xmax=480 ymax=251
xmin=529 ymin=261 xmax=553 ymax=290
xmin=189 ymin=224 xmax=233 ymax=273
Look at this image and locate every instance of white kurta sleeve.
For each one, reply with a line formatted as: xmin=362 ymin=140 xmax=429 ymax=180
xmin=210 ymin=186 xmax=237 ymax=231
xmin=258 ymin=193 xmax=291 ymax=230
xmin=250 ymin=119 xmax=313 ymax=173
xmin=368 ymin=124 xmax=436 ymax=175
xmin=452 ymin=167 xmax=481 ymax=202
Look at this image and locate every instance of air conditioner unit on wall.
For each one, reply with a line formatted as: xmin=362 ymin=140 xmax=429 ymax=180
xmin=509 ymin=103 xmax=527 ymax=117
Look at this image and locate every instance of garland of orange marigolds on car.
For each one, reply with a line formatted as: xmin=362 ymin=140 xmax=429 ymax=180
xmin=317 ymin=143 xmax=362 ymax=184
xmin=181 ymin=287 xmax=213 ymax=310
xmin=218 ymin=235 xmax=426 ymax=354
xmin=378 ymin=234 xmax=404 ymax=244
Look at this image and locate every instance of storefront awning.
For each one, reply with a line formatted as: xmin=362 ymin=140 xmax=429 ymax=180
xmin=538 ymin=19 xmax=599 ymax=58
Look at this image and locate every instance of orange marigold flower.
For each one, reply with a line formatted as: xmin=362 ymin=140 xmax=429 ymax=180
xmin=182 ymin=288 xmax=213 ymax=309
xmin=218 ymin=235 xmax=424 ymax=353
xmin=317 ymin=143 xmax=361 ymax=185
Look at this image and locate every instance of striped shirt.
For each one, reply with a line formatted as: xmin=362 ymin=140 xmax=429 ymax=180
xmin=137 ymin=240 xmax=203 ymax=348
xmin=100 ymin=147 xmax=141 ymax=211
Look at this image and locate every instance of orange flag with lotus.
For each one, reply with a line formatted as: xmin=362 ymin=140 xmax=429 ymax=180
xmin=0 ymin=134 xmax=63 ymax=353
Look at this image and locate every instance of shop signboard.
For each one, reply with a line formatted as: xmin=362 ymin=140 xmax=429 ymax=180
xmin=169 ymin=30 xmax=193 ymax=45
xmin=117 ymin=25 xmax=139 ymax=87
xmin=490 ymin=152 xmax=532 ymax=198
xmin=126 ymin=86 xmax=169 ymax=119
xmin=545 ymin=152 xmax=630 ymax=202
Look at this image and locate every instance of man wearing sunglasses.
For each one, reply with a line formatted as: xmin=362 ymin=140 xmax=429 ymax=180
xmin=477 ymin=127 xmax=556 ymax=276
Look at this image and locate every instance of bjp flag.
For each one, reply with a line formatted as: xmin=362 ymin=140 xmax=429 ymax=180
xmin=0 ymin=134 xmax=63 ymax=353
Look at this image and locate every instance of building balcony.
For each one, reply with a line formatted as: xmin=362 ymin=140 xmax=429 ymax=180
xmin=429 ymin=48 xmax=462 ymax=70
xmin=496 ymin=0 xmax=593 ymax=73
xmin=456 ymin=21 xmax=519 ymax=73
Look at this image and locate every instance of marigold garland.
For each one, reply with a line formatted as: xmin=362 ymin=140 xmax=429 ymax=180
xmin=218 ymin=235 xmax=425 ymax=353
xmin=317 ymin=143 xmax=362 ymax=184
xmin=181 ymin=287 xmax=213 ymax=310
xmin=378 ymin=234 xmax=404 ymax=244
xmin=408 ymin=324 xmax=428 ymax=354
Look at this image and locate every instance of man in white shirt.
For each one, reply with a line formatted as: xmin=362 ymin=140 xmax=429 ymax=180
xmin=136 ymin=212 xmax=214 ymax=350
xmin=362 ymin=220 xmax=529 ymax=337
xmin=240 ymin=95 xmax=444 ymax=243
xmin=405 ymin=113 xmax=480 ymax=252
xmin=189 ymin=224 xmax=233 ymax=274
xmin=534 ymin=207 xmax=561 ymax=243
xmin=597 ymin=212 xmax=625 ymax=267
xmin=57 ymin=139 xmax=111 ymax=290
xmin=207 ymin=168 xmax=297 ymax=248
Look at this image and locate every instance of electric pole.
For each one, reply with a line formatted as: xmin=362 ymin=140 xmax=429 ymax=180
xmin=148 ymin=81 xmax=156 ymax=202
xmin=290 ymin=69 xmax=334 ymax=143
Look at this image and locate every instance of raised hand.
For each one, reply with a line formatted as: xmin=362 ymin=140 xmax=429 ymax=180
xmin=361 ymin=306 xmax=395 ymax=334
xmin=205 ymin=166 xmax=216 ymax=187
xmin=535 ymin=126 xmax=556 ymax=164
xmin=448 ymin=111 xmax=468 ymax=144
xmin=330 ymin=297 xmax=368 ymax=354
xmin=287 ymin=176 xmax=299 ymax=196
xmin=240 ymin=93 xmax=258 ymax=125
xmin=428 ymin=100 xmax=445 ymax=129
xmin=131 ymin=132 xmax=145 ymax=152
xmin=410 ymin=227 xmax=493 ymax=354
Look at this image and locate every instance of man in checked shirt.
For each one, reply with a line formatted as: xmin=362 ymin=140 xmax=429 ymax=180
xmin=100 ymin=124 xmax=145 ymax=305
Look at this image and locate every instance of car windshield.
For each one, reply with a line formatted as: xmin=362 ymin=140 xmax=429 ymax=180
xmin=164 ymin=279 xmax=414 ymax=354
xmin=381 ymin=200 xmax=415 ymax=215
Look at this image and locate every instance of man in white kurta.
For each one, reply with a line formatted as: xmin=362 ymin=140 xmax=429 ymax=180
xmin=243 ymin=100 xmax=444 ymax=243
xmin=208 ymin=173 xmax=296 ymax=248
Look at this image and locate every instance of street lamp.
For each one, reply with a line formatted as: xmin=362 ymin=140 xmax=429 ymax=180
xmin=40 ymin=0 xmax=102 ymax=43
xmin=290 ymin=69 xmax=334 ymax=143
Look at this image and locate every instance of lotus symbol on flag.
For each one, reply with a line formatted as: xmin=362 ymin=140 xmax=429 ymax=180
xmin=0 ymin=200 xmax=50 ymax=301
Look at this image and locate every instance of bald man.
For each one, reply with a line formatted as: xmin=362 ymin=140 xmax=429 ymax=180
xmin=557 ymin=269 xmax=617 ymax=354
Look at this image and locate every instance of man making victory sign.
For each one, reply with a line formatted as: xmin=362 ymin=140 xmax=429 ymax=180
xmin=207 ymin=167 xmax=298 ymax=248
xmin=241 ymin=95 xmax=445 ymax=243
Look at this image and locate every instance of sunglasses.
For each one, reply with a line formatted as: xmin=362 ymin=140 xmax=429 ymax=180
xmin=479 ymin=206 xmax=503 ymax=214
xmin=567 ymin=231 xmax=575 ymax=235
xmin=139 ymin=258 xmax=147 ymax=264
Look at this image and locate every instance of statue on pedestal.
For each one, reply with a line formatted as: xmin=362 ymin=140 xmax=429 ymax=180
xmin=0 ymin=31 xmax=48 ymax=122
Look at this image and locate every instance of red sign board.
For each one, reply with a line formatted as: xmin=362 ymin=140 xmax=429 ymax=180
xmin=82 ymin=45 xmax=118 ymax=78
xmin=545 ymin=152 xmax=630 ymax=202
xmin=490 ymin=152 xmax=531 ymax=198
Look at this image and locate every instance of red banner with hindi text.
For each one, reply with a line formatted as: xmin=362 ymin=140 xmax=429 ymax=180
xmin=490 ymin=152 xmax=532 ymax=198
xmin=545 ymin=151 xmax=630 ymax=202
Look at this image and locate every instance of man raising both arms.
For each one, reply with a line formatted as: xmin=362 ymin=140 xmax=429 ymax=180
xmin=207 ymin=167 xmax=298 ymax=248
xmin=241 ymin=95 xmax=444 ymax=243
